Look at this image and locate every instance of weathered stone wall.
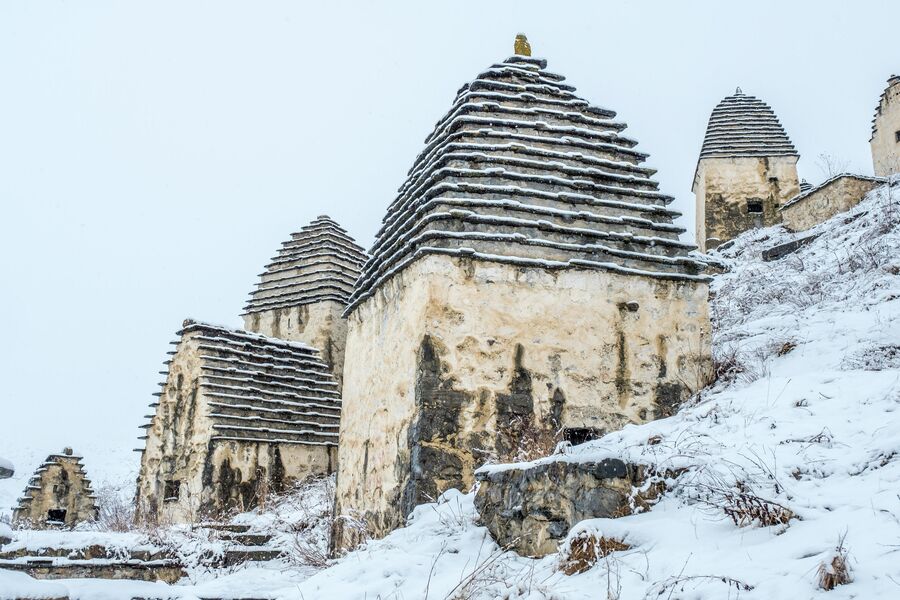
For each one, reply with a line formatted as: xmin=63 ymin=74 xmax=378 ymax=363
xmin=694 ymin=156 xmax=799 ymax=251
xmin=13 ymin=456 xmax=97 ymax=528
xmin=137 ymin=332 xmax=211 ymax=524
xmin=243 ymin=300 xmax=348 ymax=391
xmin=781 ymin=177 xmax=883 ymax=232
xmin=333 ymin=254 xmax=710 ymax=548
xmin=137 ymin=331 xmax=338 ymax=524
xmin=474 ymin=459 xmax=656 ymax=557
xmin=872 ymin=77 xmax=900 ymax=177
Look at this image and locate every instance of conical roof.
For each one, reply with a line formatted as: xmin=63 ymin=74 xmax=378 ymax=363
xmin=699 ymin=89 xmax=798 ymax=159
xmin=244 ymin=216 xmax=367 ymax=315
xmin=346 ymin=54 xmax=708 ymax=314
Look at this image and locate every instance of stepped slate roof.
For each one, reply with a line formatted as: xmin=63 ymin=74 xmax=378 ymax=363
xmin=14 ymin=451 xmax=97 ymax=513
xmin=870 ymin=75 xmax=900 ymax=141
xmin=698 ymin=90 xmax=798 ymax=160
xmin=345 ymin=55 xmax=708 ymax=314
xmin=244 ymin=216 xmax=367 ymax=315
xmin=139 ymin=320 xmax=341 ymax=449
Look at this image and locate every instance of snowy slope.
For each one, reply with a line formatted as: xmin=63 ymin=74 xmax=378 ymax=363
xmin=289 ymin=180 xmax=900 ymax=599
xmin=2 ymin=181 xmax=899 ymax=598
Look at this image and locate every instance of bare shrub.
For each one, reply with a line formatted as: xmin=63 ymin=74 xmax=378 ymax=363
xmin=498 ymin=413 xmax=561 ymax=463
xmin=94 ymin=483 xmax=136 ymax=532
xmin=695 ymin=479 xmax=794 ymax=528
xmin=269 ymin=475 xmax=336 ymax=568
xmin=712 ymin=346 xmax=770 ymax=386
xmin=818 ymin=534 xmax=852 ymax=590
xmin=645 ymin=574 xmax=753 ymax=598
xmin=559 ymin=533 xmax=629 ymax=575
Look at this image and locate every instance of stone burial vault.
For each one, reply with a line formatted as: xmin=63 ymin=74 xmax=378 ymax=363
xmin=13 ymin=448 xmax=99 ymax=529
xmin=693 ymin=89 xmax=800 ymax=252
xmin=242 ymin=215 xmax=368 ymax=393
xmin=135 ymin=320 xmax=342 ymax=524
xmin=332 ymin=39 xmax=713 ymax=549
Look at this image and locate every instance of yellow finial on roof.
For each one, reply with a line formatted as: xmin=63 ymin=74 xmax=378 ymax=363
xmin=514 ymin=34 xmax=531 ymax=57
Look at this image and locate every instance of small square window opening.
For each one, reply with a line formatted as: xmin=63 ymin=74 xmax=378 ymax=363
xmin=747 ymin=200 xmax=764 ymax=214
xmin=163 ymin=480 xmax=181 ymax=502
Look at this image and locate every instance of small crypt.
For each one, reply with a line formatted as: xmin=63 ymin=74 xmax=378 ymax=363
xmin=13 ymin=448 xmax=98 ymax=529
xmin=242 ymin=215 xmax=368 ymax=391
xmin=135 ymin=320 xmax=341 ymax=524
xmin=693 ymin=88 xmax=800 ymax=251
xmin=332 ymin=36 xmax=712 ymax=548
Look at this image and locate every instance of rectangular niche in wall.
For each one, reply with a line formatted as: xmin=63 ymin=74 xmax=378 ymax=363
xmin=747 ymin=199 xmax=764 ymax=214
xmin=163 ymin=480 xmax=181 ymax=502
xmin=46 ymin=509 xmax=67 ymax=524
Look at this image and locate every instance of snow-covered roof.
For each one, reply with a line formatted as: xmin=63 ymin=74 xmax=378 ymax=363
xmin=345 ymin=55 xmax=708 ymax=314
xmin=141 ymin=320 xmax=342 ymax=448
xmin=780 ymin=173 xmax=887 ymax=210
xmin=243 ymin=215 xmax=367 ymax=315
xmin=870 ymin=74 xmax=900 ymax=141
xmin=0 ymin=456 xmax=13 ymax=479
xmin=698 ymin=89 xmax=798 ymax=160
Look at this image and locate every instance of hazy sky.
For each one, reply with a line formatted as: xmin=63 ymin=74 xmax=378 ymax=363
xmin=0 ymin=1 xmax=897 ymax=481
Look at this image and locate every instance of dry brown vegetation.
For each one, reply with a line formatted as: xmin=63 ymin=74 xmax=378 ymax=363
xmin=559 ymin=533 xmax=630 ymax=576
xmin=818 ymin=535 xmax=852 ymax=590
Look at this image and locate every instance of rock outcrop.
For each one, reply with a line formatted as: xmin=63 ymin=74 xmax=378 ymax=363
xmin=474 ymin=458 xmax=660 ymax=557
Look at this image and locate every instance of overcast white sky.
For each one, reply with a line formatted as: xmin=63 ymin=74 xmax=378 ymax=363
xmin=0 ymin=1 xmax=897 ymax=484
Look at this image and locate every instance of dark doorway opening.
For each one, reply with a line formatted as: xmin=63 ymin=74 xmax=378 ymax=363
xmin=163 ymin=480 xmax=181 ymax=502
xmin=747 ymin=200 xmax=764 ymax=214
xmin=564 ymin=427 xmax=603 ymax=446
xmin=46 ymin=509 xmax=67 ymax=524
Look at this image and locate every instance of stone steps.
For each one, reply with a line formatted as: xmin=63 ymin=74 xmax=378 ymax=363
xmin=197 ymin=523 xmax=281 ymax=567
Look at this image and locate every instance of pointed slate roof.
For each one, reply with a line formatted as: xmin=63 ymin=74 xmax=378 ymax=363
xmin=699 ymin=89 xmax=798 ymax=160
xmin=870 ymin=75 xmax=900 ymax=141
xmin=345 ymin=54 xmax=708 ymax=314
xmin=138 ymin=320 xmax=341 ymax=450
xmin=14 ymin=450 xmax=98 ymax=518
xmin=244 ymin=216 xmax=367 ymax=315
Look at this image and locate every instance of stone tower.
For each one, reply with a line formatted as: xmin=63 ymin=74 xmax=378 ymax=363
xmin=693 ymin=89 xmax=800 ymax=251
xmin=13 ymin=448 xmax=98 ymax=528
xmin=871 ymin=75 xmax=900 ymax=177
xmin=332 ymin=42 xmax=712 ymax=549
xmin=242 ymin=215 xmax=367 ymax=391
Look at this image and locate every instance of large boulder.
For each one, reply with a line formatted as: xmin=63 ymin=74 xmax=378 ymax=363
xmin=0 ymin=456 xmax=13 ymax=479
xmin=475 ymin=458 xmax=661 ymax=557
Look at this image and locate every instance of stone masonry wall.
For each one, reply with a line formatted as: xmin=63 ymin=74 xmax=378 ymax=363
xmin=694 ymin=156 xmax=799 ymax=251
xmin=333 ymin=254 xmax=711 ymax=549
xmin=137 ymin=331 xmax=336 ymax=524
xmin=243 ymin=300 xmax=349 ymax=392
xmin=872 ymin=78 xmax=900 ymax=177
xmin=13 ymin=456 xmax=97 ymax=528
xmin=781 ymin=177 xmax=883 ymax=232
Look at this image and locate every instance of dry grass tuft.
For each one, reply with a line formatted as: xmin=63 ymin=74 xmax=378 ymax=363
xmin=775 ymin=340 xmax=798 ymax=356
xmin=559 ymin=533 xmax=630 ymax=576
xmin=818 ymin=535 xmax=852 ymax=590
xmin=721 ymin=481 xmax=794 ymax=528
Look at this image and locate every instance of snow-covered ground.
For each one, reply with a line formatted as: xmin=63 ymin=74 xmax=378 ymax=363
xmin=2 ymin=181 xmax=899 ymax=598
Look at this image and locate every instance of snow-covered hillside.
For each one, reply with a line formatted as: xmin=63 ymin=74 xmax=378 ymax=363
xmin=2 ymin=181 xmax=899 ymax=599
xmin=291 ymin=180 xmax=900 ymax=599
